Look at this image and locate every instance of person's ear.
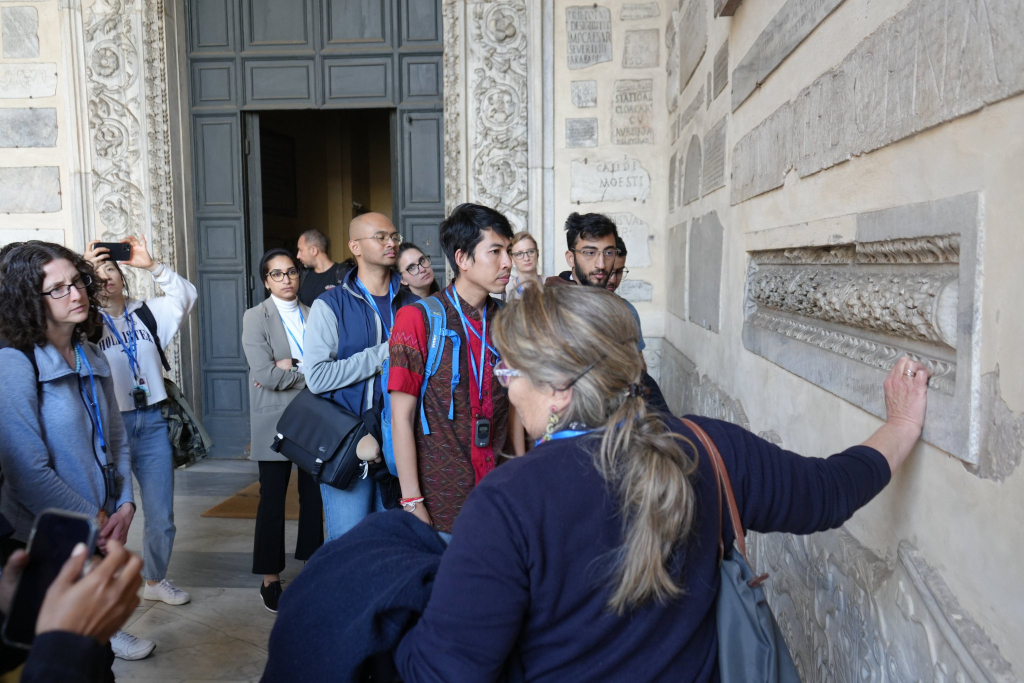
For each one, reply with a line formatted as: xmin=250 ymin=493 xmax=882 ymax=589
xmin=455 ymin=248 xmax=472 ymax=273
xmin=400 ymin=273 xmax=410 ymax=287
xmin=565 ymin=250 xmax=575 ymax=269
xmin=550 ymin=385 xmax=573 ymax=414
xmin=349 ymin=240 xmax=361 ymax=258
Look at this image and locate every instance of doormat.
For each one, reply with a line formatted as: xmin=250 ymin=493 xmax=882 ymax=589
xmin=201 ymin=476 xmax=299 ymax=520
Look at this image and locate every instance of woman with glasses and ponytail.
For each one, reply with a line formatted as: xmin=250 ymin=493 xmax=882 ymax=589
xmin=395 ymin=283 xmax=930 ymax=681
xmin=242 ymin=249 xmax=324 ymax=613
xmin=395 ymin=242 xmax=440 ymax=299
xmin=84 ymin=235 xmax=197 ymax=618
xmin=0 ymin=241 xmax=152 ymax=662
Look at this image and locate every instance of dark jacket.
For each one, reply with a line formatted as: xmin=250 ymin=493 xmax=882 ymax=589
xmin=0 ymin=626 xmax=112 ymax=682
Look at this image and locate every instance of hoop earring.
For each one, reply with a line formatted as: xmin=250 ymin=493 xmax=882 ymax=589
xmin=542 ymin=406 xmax=560 ymax=442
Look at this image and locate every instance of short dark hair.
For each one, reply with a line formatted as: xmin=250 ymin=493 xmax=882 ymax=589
xmin=258 ymin=248 xmax=298 ymax=282
xmin=615 ymin=235 xmax=627 ymax=258
xmin=300 ymin=229 xmax=329 ymax=253
xmin=0 ymin=241 xmax=102 ymax=348
xmin=564 ymin=212 xmax=618 ymax=251
xmin=439 ymin=203 xmax=514 ymax=274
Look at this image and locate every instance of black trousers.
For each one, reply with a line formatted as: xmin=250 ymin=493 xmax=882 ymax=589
xmin=252 ymin=461 xmax=324 ymax=575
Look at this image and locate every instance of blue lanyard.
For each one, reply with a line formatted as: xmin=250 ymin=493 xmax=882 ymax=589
xmin=101 ymin=309 xmax=141 ymax=378
xmin=75 ymin=344 xmax=107 ymax=454
xmin=279 ymin=308 xmax=305 ymax=356
xmin=445 ymin=287 xmax=499 ymax=403
xmin=535 ymin=428 xmax=595 ymax=448
xmin=357 ymin=278 xmax=396 ymax=339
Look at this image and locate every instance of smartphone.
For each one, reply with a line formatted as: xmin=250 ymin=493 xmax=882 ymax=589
xmin=2 ymin=510 xmax=98 ymax=649
xmin=93 ymin=241 xmax=132 ymax=262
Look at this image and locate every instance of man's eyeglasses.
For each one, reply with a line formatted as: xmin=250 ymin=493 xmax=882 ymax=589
xmin=611 ymin=267 xmax=629 ymax=278
xmin=42 ymin=275 xmax=91 ymax=299
xmin=404 ymin=255 xmax=432 ymax=276
xmin=268 ymin=268 xmax=299 ymax=282
xmin=510 ymin=248 xmax=537 ymax=261
xmin=493 ymin=360 xmax=522 ymax=388
xmin=571 ymin=248 xmax=620 ymax=260
xmin=355 ymin=232 xmax=403 ymax=247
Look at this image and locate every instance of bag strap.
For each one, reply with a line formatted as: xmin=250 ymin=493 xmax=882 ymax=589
xmin=415 ymin=297 xmax=461 ymax=433
xmin=681 ymin=418 xmax=746 ymax=563
xmin=134 ymin=302 xmax=171 ymax=372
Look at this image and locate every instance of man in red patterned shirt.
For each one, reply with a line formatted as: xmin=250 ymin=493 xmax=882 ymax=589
xmin=387 ymin=204 xmax=514 ymax=538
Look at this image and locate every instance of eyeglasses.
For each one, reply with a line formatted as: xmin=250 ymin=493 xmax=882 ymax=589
xmin=510 ymin=248 xmax=537 ymax=261
xmin=268 ymin=268 xmax=299 ymax=282
xmin=355 ymin=232 xmax=403 ymax=247
xmin=610 ymin=267 xmax=629 ymax=278
xmin=403 ymin=255 xmax=432 ymax=275
xmin=42 ymin=275 xmax=91 ymax=299
xmin=493 ymin=360 xmax=523 ymax=388
xmin=571 ymin=248 xmax=620 ymax=260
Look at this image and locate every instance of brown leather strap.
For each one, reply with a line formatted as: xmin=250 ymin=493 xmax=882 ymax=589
xmin=682 ymin=418 xmax=746 ymax=561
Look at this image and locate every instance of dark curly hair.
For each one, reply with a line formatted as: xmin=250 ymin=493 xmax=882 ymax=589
xmin=0 ymin=241 xmax=103 ymax=348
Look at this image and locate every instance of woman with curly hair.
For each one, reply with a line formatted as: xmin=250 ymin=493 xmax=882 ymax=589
xmin=0 ymin=241 xmax=154 ymax=662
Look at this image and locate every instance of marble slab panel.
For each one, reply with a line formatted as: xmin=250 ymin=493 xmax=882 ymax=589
xmin=571 ymin=80 xmax=597 ymax=107
xmin=623 ymin=29 xmax=659 ymax=69
xmin=566 ymin=6 xmax=612 ymax=70
xmin=1 ymin=7 xmax=39 ymax=59
xmin=668 ymin=151 xmax=677 ymax=211
xmin=712 ymin=40 xmax=728 ymax=100
xmin=678 ymin=0 xmax=707 ymax=91
xmin=687 ymin=211 xmax=724 ymax=332
xmin=678 ymin=84 xmax=704 ymax=133
xmin=732 ymin=0 xmax=845 ymax=111
xmin=621 ymin=3 xmax=660 ymax=20
xmin=570 ymin=157 xmax=651 ymax=203
xmin=731 ymin=0 xmax=1024 ymax=204
xmin=612 ymin=79 xmax=653 ymax=145
xmin=618 ymin=279 xmax=653 ymax=302
xmin=0 ymin=166 xmax=60 ymax=212
xmin=606 ymin=211 xmax=652 ymax=267
xmin=565 ymin=117 xmax=598 ymax=147
xmin=682 ymin=135 xmax=701 ymax=205
xmin=0 ymin=107 xmax=56 ymax=147
xmin=715 ymin=0 xmax=744 ymax=17
xmin=0 ymin=227 xmax=63 ymax=248
xmin=667 ymin=222 xmax=687 ymax=321
xmin=702 ymin=116 xmax=727 ymax=195
xmin=0 ymin=62 xmax=57 ymax=98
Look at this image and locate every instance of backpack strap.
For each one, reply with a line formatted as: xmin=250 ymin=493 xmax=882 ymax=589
xmin=134 ymin=302 xmax=171 ymax=372
xmin=681 ymin=418 xmax=746 ymax=563
xmin=415 ymin=297 xmax=461 ymax=434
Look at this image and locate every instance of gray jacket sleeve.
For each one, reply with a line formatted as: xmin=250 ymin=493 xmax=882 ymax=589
xmin=0 ymin=350 xmax=98 ymax=517
xmin=100 ymin=373 xmax=134 ymax=512
xmin=242 ymin=308 xmax=305 ymax=392
xmin=304 ymin=299 xmax=389 ymax=395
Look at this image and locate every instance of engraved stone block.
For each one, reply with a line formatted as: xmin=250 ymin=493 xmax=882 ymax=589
xmin=732 ymin=0 xmax=1024 ymax=204
xmin=570 ymin=158 xmax=651 ymax=203
xmin=714 ymin=0 xmax=743 ymax=16
xmin=706 ymin=73 xmax=712 ymax=108
xmin=2 ymin=7 xmax=39 ymax=59
xmin=0 ymin=166 xmax=61 ymax=213
xmin=678 ymin=85 xmax=703 ymax=133
xmin=0 ymin=228 xmax=64 ymax=249
xmin=606 ymin=211 xmax=652 ymax=267
xmin=676 ymin=153 xmax=685 ymax=209
xmin=667 ymin=222 xmax=687 ymax=321
xmin=702 ymin=116 xmax=726 ymax=196
xmin=621 ymin=3 xmax=660 ymax=20
xmin=682 ymin=135 xmax=701 ymax=205
xmin=678 ymin=0 xmax=707 ymax=91
xmin=665 ymin=10 xmax=679 ymax=113
xmin=688 ymin=211 xmax=723 ymax=332
xmin=565 ymin=117 xmax=598 ymax=148
xmin=668 ymin=152 xmax=677 ymax=212
xmin=661 ymin=341 xmax=750 ymax=427
xmin=732 ymin=0 xmax=845 ymax=111
xmin=623 ymin=29 xmax=659 ymax=69
xmin=712 ymin=41 xmax=728 ymax=100
xmin=0 ymin=108 xmax=56 ymax=148
xmin=566 ymin=6 xmax=612 ymax=70
xmin=612 ymin=79 xmax=653 ymax=145
xmin=0 ymin=63 xmax=57 ymax=98
xmin=618 ymin=280 xmax=653 ymax=302
xmin=571 ymin=80 xmax=597 ymax=108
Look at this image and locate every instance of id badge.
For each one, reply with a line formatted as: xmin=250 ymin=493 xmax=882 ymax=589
xmin=473 ymin=417 xmax=492 ymax=449
xmin=135 ymin=375 xmax=151 ymax=397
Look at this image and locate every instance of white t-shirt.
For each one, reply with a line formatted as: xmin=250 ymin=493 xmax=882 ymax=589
xmin=271 ymin=294 xmax=305 ymax=368
xmin=95 ymin=263 xmax=198 ymax=412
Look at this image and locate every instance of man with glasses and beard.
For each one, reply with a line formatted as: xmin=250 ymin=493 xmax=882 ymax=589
xmin=304 ymin=213 xmax=419 ymax=540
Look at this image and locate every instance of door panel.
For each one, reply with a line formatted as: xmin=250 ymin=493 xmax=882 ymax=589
xmin=244 ymin=60 xmax=317 ymax=107
xmin=324 ymin=0 xmax=391 ymax=49
xmin=400 ymin=110 xmax=444 ymax=212
xmin=194 ymin=116 xmax=243 ymax=211
xmin=243 ymin=0 xmax=313 ymax=50
xmin=400 ymin=0 xmax=441 ymax=47
xmin=401 ymin=214 xmax=445 ymax=285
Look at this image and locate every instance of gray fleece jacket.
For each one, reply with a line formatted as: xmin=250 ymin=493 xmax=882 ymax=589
xmin=0 ymin=342 xmax=134 ymax=542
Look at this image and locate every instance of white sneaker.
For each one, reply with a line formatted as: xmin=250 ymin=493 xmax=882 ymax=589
xmin=143 ymin=579 xmax=191 ymax=606
xmin=111 ymin=630 xmax=156 ymax=660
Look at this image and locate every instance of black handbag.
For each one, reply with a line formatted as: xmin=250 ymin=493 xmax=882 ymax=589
xmin=271 ymin=388 xmax=373 ymax=490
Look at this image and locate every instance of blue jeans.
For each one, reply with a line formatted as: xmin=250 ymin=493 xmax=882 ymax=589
xmin=321 ymin=476 xmax=384 ymax=541
xmin=122 ymin=405 xmax=175 ymax=581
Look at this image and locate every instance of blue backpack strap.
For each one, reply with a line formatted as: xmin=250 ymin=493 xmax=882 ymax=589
xmin=415 ymin=298 xmax=460 ymax=434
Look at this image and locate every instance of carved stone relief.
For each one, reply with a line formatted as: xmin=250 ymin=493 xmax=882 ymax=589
xmin=712 ymin=40 xmax=727 ymax=100
xmin=743 ymin=194 xmax=984 ymax=464
xmin=668 ymin=151 xmax=677 ymax=212
xmin=606 ymin=211 xmax=652 ymax=267
xmin=677 ymin=0 xmax=706 ymax=92
xmin=732 ymin=0 xmax=1024 ymax=204
xmin=664 ymin=10 xmax=679 ymax=113
xmin=682 ymin=135 xmax=701 ymax=204
xmin=570 ymin=157 xmax=651 ymax=203
xmin=622 ymin=29 xmax=659 ymax=69
xmin=565 ymin=117 xmax=597 ymax=148
xmin=0 ymin=62 xmax=58 ymax=98
xmin=660 ymin=340 xmax=750 ymax=429
xmin=443 ymin=0 xmax=463 ymax=214
xmin=677 ymin=84 xmax=703 ymax=137
xmin=701 ymin=116 xmax=726 ymax=196
xmin=611 ymin=79 xmax=653 ymax=145
xmin=566 ymin=5 xmax=612 ymax=70
xmin=571 ymin=80 xmax=597 ymax=108
xmin=621 ymin=3 xmax=660 ymax=20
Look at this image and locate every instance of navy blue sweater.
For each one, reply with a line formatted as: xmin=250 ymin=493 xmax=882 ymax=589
xmin=395 ymin=415 xmax=891 ymax=682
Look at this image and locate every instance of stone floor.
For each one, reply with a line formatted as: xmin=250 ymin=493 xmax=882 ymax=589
xmin=113 ymin=458 xmax=303 ymax=683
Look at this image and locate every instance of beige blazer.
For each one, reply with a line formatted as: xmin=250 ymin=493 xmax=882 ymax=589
xmin=241 ymin=297 xmax=309 ymax=461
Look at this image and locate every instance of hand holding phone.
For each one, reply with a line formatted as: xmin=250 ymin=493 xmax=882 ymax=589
xmin=91 ymin=242 xmax=132 ymax=262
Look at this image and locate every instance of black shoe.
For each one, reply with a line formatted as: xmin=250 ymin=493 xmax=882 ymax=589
xmin=260 ymin=580 xmax=283 ymax=613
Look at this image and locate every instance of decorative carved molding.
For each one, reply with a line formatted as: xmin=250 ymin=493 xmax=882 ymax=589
xmin=467 ymin=0 xmax=529 ymax=233
xmin=749 ymin=530 xmax=1017 ymax=683
xmin=752 ymin=236 xmax=961 ymax=266
xmin=443 ymin=0 xmax=463 ymax=214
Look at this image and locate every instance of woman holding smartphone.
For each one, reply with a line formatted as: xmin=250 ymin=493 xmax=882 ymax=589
xmin=242 ymin=249 xmax=324 ymax=613
xmin=84 ymin=235 xmax=197 ymax=612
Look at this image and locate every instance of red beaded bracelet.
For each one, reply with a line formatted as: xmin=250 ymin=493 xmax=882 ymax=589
xmin=400 ymin=497 xmax=424 ymax=507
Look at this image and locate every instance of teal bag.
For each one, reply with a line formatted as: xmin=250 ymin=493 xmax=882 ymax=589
xmin=683 ymin=419 xmax=801 ymax=683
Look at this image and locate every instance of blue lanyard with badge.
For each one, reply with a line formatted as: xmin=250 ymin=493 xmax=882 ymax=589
xmin=445 ymin=287 xmax=500 ymax=448
xmin=101 ymin=308 xmax=149 ymax=410
xmin=75 ymin=343 xmax=117 ymax=503
xmin=356 ymin=278 xmax=396 ymax=338
xmin=279 ymin=308 xmax=305 ymax=357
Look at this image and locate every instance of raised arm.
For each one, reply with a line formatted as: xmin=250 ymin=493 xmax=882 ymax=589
xmin=140 ymin=264 xmax=198 ymax=346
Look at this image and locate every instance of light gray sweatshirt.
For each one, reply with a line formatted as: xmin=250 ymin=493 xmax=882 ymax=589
xmin=0 ymin=342 xmax=134 ymax=542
